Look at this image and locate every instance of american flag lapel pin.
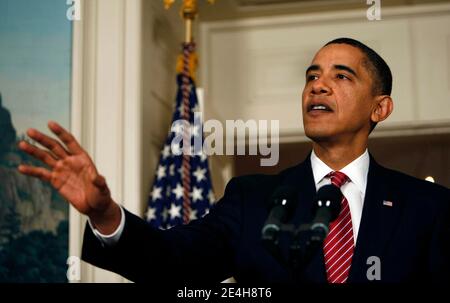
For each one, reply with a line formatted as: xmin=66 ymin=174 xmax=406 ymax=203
xmin=383 ymin=200 xmax=393 ymax=207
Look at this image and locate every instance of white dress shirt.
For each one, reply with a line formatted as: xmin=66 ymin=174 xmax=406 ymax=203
xmin=310 ymin=149 xmax=370 ymax=244
xmin=88 ymin=205 xmax=125 ymax=246
xmin=91 ymin=149 xmax=370 ymax=246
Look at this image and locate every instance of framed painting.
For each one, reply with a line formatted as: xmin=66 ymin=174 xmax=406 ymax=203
xmin=0 ymin=0 xmax=72 ymax=282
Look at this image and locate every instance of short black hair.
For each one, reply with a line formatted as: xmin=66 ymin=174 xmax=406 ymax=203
xmin=324 ymin=38 xmax=393 ymax=131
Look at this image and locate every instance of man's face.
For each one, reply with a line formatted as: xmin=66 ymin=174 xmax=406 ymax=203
xmin=302 ymin=43 xmax=377 ymax=143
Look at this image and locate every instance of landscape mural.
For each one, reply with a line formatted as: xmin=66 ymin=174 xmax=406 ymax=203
xmin=0 ymin=0 xmax=72 ymax=282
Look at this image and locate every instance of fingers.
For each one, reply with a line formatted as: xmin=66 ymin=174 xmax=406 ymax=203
xmin=48 ymin=121 xmax=84 ymax=155
xmin=26 ymin=128 xmax=69 ymax=159
xmin=18 ymin=165 xmax=51 ymax=182
xmin=18 ymin=141 xmax=57 ymax=168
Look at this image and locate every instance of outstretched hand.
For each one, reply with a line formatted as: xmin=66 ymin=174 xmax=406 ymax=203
xmin=18 ymin=121 xmax=120 ymax=232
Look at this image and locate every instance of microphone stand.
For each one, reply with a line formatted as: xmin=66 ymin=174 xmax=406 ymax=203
xmin=262 ymin=184 xmax=341 ymax=282
xmin=290 ymin=224 xmax=327 ymax=283
xmin=263 ymin=222 xmax=324 ymax=283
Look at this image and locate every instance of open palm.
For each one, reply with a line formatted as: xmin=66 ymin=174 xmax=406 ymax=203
xmin=18 ymin=121 xmax=112 ymax=217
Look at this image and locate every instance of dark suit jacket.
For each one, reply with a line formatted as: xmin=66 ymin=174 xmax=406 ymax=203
xmin=82 ymin=155 xmax=450 ymax=283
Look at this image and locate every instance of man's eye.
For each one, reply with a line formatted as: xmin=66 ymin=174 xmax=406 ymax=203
xmin=307 ymin=75 xmax=318 ymax=81
xmin=337 ymin=74 xmax=349 ymax=80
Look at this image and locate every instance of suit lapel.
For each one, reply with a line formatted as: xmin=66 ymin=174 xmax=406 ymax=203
xmin=283 ymin=155 xmax=317 ymax=227
xmin=348 ymin=155 xmax=402 ymax=282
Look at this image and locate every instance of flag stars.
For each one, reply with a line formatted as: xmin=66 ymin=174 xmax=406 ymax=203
xmin=193 ymin=167 xmax=206 ymax=183
xmin=156 ymin=165 xmax=166 ymax=180
xmin=178 ymin=104 xmax=184 ymax=115
xmin=172 ymin=183 xmax=184 ymax=200
xmin=169 ymin=203 xmax=181 ymax=219
xmin=151 ymin=186 xmax=162 ymax=201
xmin=191 ymin=187 xmax=203 ymax=202
xmin=146 ymin=207 xmax=156 ymax=221
xmin=146 ymin=81 xmax=215 ymax=230
xmin=162 ymin=145 xmax=171 ymax=159
xmin=200 ymin=153 xmax=207 ymax=162
xmin=189 ymin=209 xmax=198 ymax=221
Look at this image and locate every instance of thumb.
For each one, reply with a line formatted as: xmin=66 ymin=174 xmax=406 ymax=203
xmin=92 ymin=174 xmax=109 ymax=194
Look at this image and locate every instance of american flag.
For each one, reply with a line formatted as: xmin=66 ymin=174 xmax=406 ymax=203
xmin=146 ymin=43 xmax=215 ymax=230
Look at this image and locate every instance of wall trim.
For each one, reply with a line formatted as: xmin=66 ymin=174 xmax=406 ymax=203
xmin=277 ymin=121 xmax=450 ymax=144
xmin=70 ymin=0 xmax=143 ymax=283
xmin=201 ymin=2 xmax=450 ymax=30
xmin=70 ymin=0 xmax=98 ymax=283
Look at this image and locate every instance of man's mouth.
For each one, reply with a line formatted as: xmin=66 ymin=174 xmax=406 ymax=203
xmin=307 ymin=103 xmax=333 ymax=112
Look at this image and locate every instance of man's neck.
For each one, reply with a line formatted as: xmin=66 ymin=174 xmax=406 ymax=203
xmin=312 ymin=142 xmax=368 ymax=171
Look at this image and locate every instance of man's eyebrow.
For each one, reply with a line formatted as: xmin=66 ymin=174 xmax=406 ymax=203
xmin=334 ymin=64 xmax=357 ymax=77
xmin=305 ymin=64 xmax=358 ymax=78
xmin=305 ymin=64 xmax=320 ymax=75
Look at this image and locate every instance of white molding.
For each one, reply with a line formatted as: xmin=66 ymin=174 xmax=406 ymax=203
xmin=122 ymin=0 xmax=143 ymax=220
xmin=70 ymin=0 xmax=143 ymax=283
xmin=202 ymin=2 xmax=450 ymax=30
xmin=234 ymin=0 xmax=360 ymax=13
xmin=277 ymin=121 xmax=450 ymax=144
xmin=70 ymin=0 xmax=97 ymax=284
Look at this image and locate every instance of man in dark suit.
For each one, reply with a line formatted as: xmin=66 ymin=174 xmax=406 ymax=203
xmin=18 ymin=38 xmax=450 ymax=283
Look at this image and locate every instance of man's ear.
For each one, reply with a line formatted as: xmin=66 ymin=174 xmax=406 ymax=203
xmin=371 ymin=95 xmax=393 ymax=124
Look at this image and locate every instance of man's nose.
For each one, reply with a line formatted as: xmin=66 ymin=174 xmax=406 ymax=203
xmin=311 ymin=77 xmax=331 ymax=95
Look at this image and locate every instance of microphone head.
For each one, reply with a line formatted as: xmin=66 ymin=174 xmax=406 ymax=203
xmin=313 ymin=184 xmax=342 ymax=222
xmin=271 ymin=185 xmax=298 ymax=203
xmin=268 ymin=185 xmax=299 ymax=222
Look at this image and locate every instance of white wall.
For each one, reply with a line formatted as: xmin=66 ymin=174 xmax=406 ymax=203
xmin=200 ymin=3 xmax=450 ymax=143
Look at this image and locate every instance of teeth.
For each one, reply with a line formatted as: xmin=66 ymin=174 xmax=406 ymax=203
xmin=312 ymin=105 xmax=328 ymax=110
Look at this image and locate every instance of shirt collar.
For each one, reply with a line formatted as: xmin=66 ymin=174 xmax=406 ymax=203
xmin=310 ymin=149 xmax=370 ymax=195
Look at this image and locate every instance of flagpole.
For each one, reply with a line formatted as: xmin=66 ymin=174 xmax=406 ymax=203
xmin=164 ymin=0 xmax=215 ymax=43
xmin=182 ymin=1 xmax=196 ymax=43
xmin=185 ymin=18 xmax=192 ymax=43
xmin=160 ymin=0 xmax=215 ymax=225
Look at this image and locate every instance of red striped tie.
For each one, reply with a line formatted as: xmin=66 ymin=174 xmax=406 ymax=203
xmin=323 ymin=171 xmax=354 ymax=283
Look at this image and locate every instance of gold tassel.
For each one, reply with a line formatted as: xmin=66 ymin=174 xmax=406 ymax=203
xmin=176 ymin=52 xmax=198 ymax=82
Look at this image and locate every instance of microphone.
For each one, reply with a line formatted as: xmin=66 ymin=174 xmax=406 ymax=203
xmin=261 ymin=185 xmax=298 ymax=244
xmin=288 ymin=185 xmax=342 ymax=280
xmin=309 ymin=184 xmax=343 ymax=242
